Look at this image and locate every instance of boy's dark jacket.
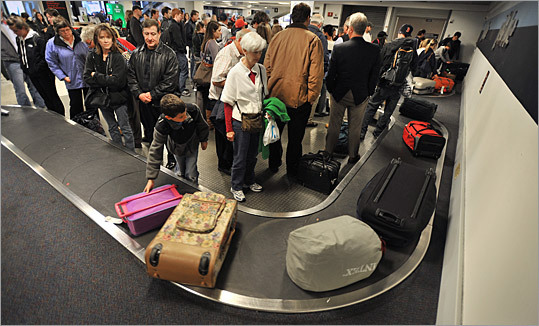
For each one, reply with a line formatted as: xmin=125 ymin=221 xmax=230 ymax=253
xmin=146 ymin=104 xmax=209 ymax=180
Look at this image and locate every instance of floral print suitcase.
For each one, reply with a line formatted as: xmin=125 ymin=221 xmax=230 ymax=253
xmin=145 ymin=192 xmax=237 ymax=288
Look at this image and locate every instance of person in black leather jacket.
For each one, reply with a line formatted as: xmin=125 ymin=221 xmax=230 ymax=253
xmin=127 ymin=19 xmax=179 ymax=146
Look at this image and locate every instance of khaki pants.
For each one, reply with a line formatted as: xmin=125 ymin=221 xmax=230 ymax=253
xmin=325 ymin=91 xmax=369 ymax=158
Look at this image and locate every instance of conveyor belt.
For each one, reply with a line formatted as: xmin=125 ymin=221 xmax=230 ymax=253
xmin=1 ymin=104 xmax=447 ymax=312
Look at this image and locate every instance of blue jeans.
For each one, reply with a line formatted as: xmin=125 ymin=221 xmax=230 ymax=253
xmin=361 ymin=85 xmax=401 ymax=137
xmin=177 ymin=53 xmax=189 ymax=93
xmin=231 ymin=120 xmax=259 ymax=191
xmin=99 ymin=105 xmax=135 ymax=150
xmin=4 ymin=61 xmax=45 ymax=107
xmin=174 ymin=147 xmax=199 ymax=183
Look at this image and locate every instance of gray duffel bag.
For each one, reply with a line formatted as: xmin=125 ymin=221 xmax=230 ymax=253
xmin=286 ymin=215 xmax=383 ymax=292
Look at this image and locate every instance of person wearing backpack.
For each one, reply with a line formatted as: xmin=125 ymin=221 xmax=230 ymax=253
xmin=360 ymin=23 xmax=418 ymax=140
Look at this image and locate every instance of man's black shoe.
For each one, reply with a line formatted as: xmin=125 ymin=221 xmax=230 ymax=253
xmin=166 ymin=161 xmax=176 ymax=170
xmin=348 ymin=155 xmax=361 ymax=165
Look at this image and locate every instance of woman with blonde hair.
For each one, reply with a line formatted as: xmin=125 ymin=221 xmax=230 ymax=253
xmin=416 ymin=38 xmax=438 ymax=78
xmin=83 ymin=24 xmax=134 ymax=149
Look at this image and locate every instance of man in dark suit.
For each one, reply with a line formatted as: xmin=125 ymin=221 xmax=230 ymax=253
xmin=324 ymin=12 xmax=381 ymax=164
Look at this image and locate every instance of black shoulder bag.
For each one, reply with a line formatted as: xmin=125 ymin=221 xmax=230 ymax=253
xmin=84 ymin=53 xmax=110 ymax=110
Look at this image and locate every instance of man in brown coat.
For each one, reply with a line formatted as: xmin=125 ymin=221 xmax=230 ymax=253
xmin=264 ymin=2 xmax=324 ymax=177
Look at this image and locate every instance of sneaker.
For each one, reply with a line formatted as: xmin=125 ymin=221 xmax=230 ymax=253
xmin=245 ymin=183 xmax=263 ymax=192
xmin=182 ymin=90 xmax=191 ymax=97
xmin=230 ymin=188 xmax=246 ymax=202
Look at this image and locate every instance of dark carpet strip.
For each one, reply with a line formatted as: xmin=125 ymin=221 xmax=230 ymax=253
xmin=1 ymin=86 xmax=460 ymax=324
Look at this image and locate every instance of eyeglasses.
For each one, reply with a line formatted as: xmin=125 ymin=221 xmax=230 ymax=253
xmin=58 ymin=28 xmax=71 ymax=34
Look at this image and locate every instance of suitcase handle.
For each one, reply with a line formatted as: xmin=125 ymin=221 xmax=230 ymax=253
xmin=374 ymin=158 xmax=401 ymax=203
xmin=376 ymin=208 xmax=403 ymax=226
xmin=114 ymin=185 xmax=182 ymax=220
xmin=410 ymin=168 xmax=435 ymax=219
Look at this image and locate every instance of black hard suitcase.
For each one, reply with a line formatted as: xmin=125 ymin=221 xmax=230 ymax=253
xmin=297 ymin=151 xmax=341 ymax=194
xmin=399 ymin=97 xmax=438 ymax=121
xmin=356 ymin=158 xmax=437 ymax=247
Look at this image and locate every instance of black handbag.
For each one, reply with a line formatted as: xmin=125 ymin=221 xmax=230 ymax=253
xmin=84 ymin=54 xmax=110 ymax=110
xmin=84 ymin=88 xmax=109 ymax=110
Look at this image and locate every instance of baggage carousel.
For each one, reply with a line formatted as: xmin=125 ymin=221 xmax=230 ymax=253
xmin=1 ymin=103 xmax=448 ymax=313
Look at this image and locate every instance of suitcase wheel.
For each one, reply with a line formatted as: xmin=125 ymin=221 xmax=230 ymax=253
xmin=199 ymin=252 xmax=211 ymax=275
xmin=149 ymin=243 xmax=163 ymax=267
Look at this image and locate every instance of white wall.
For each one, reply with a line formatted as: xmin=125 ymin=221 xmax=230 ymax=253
xmin=388 ymin=7 xmax=449 ymax=39
xmin=321 ymin=3 xmax=343 ymax=27
xmin=444 ymin=10 xmax=485 ymax=63
xmin=437 ymin=47 xmax=538 ymax=325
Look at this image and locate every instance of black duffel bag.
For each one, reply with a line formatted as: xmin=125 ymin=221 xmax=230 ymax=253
xmin=399 ymin=97 xmax=438 ymax=121
xmin=72 ymin=110 xmax=106 ymax=136
xmin=297 ymin=150 xmax=341 ymax=194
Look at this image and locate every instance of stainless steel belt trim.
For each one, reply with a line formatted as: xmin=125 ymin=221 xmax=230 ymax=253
xmin=1 ymin=136 xmax=147 ymax=263
xmin=2 ymin=104 xmax=449 ymax=313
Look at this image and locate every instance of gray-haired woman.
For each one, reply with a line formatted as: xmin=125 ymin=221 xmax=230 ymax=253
xmin=220 ymin=32 xmax=267 ymax=202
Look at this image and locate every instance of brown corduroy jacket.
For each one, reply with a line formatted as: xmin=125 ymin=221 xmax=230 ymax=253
xmin=263 ymin=23 xmax=324 ymax=109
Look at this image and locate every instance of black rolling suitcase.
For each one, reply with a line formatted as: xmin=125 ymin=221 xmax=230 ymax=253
xmin=399 ymin=97 xmax=438 ymax=121
xmin=297 ymin=151 xmax=341 ymax=194
xmin=356 ymin=158 xmax=437 ymax=247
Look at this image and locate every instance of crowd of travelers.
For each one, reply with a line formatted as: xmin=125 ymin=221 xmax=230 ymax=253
xmin=1 ymin=3 xmax=462 ymax=202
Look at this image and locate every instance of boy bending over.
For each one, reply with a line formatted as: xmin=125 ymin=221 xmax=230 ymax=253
xmin=144 ymin=94 xmax=209 ymax=192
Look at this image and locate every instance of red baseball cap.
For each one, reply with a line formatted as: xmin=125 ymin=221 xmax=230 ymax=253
xmin=235 ymin=18 xmax=248 ymax=28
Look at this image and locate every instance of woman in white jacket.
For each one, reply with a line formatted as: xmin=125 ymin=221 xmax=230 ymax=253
xmin=221 ymin=32 xmax=267 ymax=202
